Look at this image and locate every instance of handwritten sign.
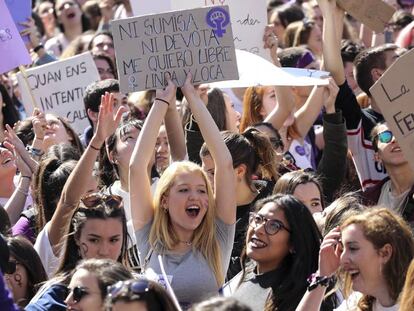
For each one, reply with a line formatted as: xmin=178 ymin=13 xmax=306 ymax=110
xmin=336 ymin=0 xmax=395 ymax=33
xmin=111 ymin=6 xmax=238 ymax=93
xmin=210 ymin=50 xmax=329 ymax=88
xmin=370 ymin=48 xmax=414 ymax=171
xmin=0 ymin=0 xmax=31 ymax=74
xmin=5 ymin=0 xmax=32 ymax=43
xmin=17 ymin=52 xmax=100 ymax=135
xmin=130 ymin=0 xmax=270 ymax=61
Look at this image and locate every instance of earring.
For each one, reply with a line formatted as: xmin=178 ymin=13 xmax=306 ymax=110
xmin=163 ymin=208 xmax=168 ymax=214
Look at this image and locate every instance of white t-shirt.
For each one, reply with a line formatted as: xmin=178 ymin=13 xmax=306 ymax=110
xmin=34 ymin=222 xmax=59 ymax=278
xmin=335 ymin=292 xmax=399 ymax=311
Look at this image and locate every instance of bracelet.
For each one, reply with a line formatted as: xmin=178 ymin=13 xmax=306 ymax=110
xmin=33 ymin=44 xmax=44 ymax=53
xmin=89 ymin=144 xmax=101 ymax=151
xmin=155 ymin=97 xmax=170 ymax=106
xmin=307 ymin=273 xmax=334 ymax=291
xmin=16 ymin=188 xmax=29 ymax=196
xmin=26 ymin=146 xmax=44 ymax=157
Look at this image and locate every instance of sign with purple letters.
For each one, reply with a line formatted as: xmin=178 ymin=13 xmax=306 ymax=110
xmin=0 ymin=0 xmax=31 ymax=74
xmin=5 ymin=0 xmax=32 ymax=42
xmin=111 ymin=6 xmax=238 ymax=93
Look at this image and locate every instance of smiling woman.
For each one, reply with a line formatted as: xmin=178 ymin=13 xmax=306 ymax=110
xmin=130 ymin=74 xmax=236 ymax=308
xmin=296 ymin=208 xmax=414 ymax=311
xmin=224 ymin=194 xmax=335 ymax=311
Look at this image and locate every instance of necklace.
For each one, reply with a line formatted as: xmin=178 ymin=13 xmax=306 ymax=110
xmin=178 ymin=240 xmax=192 ymax=246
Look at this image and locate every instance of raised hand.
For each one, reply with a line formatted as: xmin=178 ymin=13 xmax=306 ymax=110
xmin=155 ymin=75 xmax=177 ymax=104
xmin=20 ymin=17 xmax=41 ymax=50
xmin=322 ymin=77 xmax=339 ymax=113
xmin=4 ymin=124 xmax=38 ymax=174
xmin=94 ymin=92 xmax=127 ymax=145
xmin=319 ymin=227 xmax=342 ymax=277
xmin=32 ymin=108 xmax=47 ymax=141
xmin=263 ymin=24 xmax=279 ymax=65
xmin=181 ymin=72 xmax=196 ymax=96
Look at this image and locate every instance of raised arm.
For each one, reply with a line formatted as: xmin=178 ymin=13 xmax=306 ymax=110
xmin=296 ymin=227 xmax=342 ymax=311
xmin=262 ymin=25 xmax=296 ymax=130
xmin=164 ymin=97 xmax=187 ymax=162
xmin=181 ymin=74 xmax=236 ymax=225
xmin=129 ymin=79 xmax=177 ymax=230
xmin=49 ymin=92 xmax=125 ymax=254
xmin=318 ymin=0 xmax=345 ymax=85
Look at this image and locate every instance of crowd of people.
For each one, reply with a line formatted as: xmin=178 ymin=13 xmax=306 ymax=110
xmin=1 ymin=0 xmax=414 ymax=310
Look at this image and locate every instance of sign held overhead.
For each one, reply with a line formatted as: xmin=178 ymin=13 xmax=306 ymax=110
xmin=111 ymin=6 xmax=238 ymax=93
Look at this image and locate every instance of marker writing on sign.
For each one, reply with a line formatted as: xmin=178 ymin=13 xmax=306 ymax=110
xmin=380 ymin=83 xmax=410 ymax=102
xmin=393 ymin=111 xmax=414 ymax=137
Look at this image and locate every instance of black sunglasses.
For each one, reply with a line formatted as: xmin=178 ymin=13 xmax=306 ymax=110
xmin=107 ymin=280 xmax=151 ymax=301
xmin=249 ymin=212 xmax=291 ymax=235
xmin=80 ymin=193 xmax=123 ymax=209
xmin=66 ymin=286 xmax=90 ymax=303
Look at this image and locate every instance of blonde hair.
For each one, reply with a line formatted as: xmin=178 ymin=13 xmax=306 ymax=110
xmin=400 ymin=259 xmax=414 ymax=311
xmin=341 ymin=208 xmax=414 ymax=310
xmin=149 ymin=161 xmax=224 ymax=286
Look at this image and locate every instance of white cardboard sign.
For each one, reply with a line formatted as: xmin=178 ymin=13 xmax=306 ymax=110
xmin=130 ymin=0 xmax=270 ymax=61
xmin=17 ymin=52 xmax=100 ymax=135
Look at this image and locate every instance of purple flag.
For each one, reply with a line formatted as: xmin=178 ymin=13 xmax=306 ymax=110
xmin=5 ymin=0 xmax=32 ymax=43
xmin=0 ymin=0 xmax=32 ymax=75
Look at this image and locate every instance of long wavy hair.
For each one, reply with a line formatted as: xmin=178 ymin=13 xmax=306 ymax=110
xmin=341 ymin=208 xmax=414 ymax=311
xmin=150 ymin=161 xmax=224 ymax=286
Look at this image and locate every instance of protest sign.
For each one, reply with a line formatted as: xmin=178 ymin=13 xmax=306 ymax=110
xmin=130 ymin=0 xmax=270 ymax=61
xmin=0 ymin=0 xmax=31 ymax=74
xmin=336 ymin=0 xmax=395 ymax=33
xmin=370 ymin=48 xmax=414 ymax=171
xmin=210 ymin=50 xmax=329 ymax=88
xmin=17 ymin=52 xmax=100 ymax=135
xmin=5 ymin=0 xmax=32 ymax=43
xmin=111 ymin=6 xmax=238 ymax=93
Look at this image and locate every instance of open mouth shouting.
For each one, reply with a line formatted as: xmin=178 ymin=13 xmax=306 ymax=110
xmin=185 ymin=205 xmax=200 ymax=218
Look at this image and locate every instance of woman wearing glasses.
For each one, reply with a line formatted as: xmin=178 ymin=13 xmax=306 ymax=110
xmin=105 ymin=277 xmax=178 ymax=311
xmin=363 ymin=122 xmax=414 ymax=224
xmin=130 ymin=74 xmax=236 ymax=308
xmin=224 ymin=194 xmax=335 ymax=311
xmin=65 ymin=258 xmax=132 ymax=311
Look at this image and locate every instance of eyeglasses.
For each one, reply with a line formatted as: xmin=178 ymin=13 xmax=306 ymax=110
xmin=249 ymin=212 xmax=291 ymax=235
xmin=107 ymin=280 xmax=150 ymax=301
xmin=66 ymin=286 xmax=90 ymax=303
xmin=375 ymin=130 xmax=394 ymax=144
xmin=80 ymin=193 xmax=123 ymax=209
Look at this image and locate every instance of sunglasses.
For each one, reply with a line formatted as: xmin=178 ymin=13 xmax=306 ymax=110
xmin=66 ymin=286 xmax=91 ymax=303
xmin=80 ymin=193 xmax=123 ymax=209
xmin=249 ymin=212 xmax=291 ymax=235
xmin=375 ymin=130 xmax=394 ymax=144
xmin=107 ymin=280 xmax=150 ymax=301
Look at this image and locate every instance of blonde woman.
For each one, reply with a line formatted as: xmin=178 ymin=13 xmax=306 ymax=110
xmin=130 ymin=74 xmax=236 ymax=309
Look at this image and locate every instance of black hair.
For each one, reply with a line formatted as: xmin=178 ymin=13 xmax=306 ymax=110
xmin=206 ymin=88 xmax=227 ymax=131
xmin=54 ymin=0 xmax=90 ymax=33
xmin=56 ymin=195 xmax=129 ymax=275
xmin=87 ymin=31 xmax=113 ymax=51
xmin=239 ymin=194 xmax=334 ymax=311
xmin=354 ymin=44 xmax=398 ymax=97
xmin=272 ymin=4 xmax=305 ymax=28
xmin=0 ymin=205 xmax=11 ymax=235
xmin=277 ymin=46 xmax=308 ymax=67
xmin=83 ymin=79 xmax=119 ymax=126
xmin=341 ymin=39 xmax=365 ymax=64
xmin=200 ymin=128 xmax=279 ymax=188
xmin=99 ymin=116 xmax=143 ymax=187
xmin=92 ymin=51 xmax=118 ymax=79
xmin=7 ymin=236 xmax=48 ymax=307
xmin=0 ymin=84 xmax=20 ymax=128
